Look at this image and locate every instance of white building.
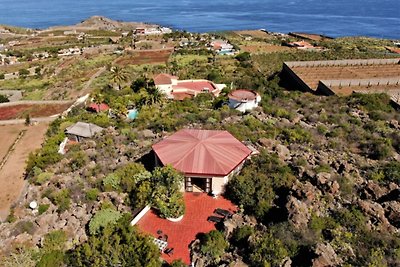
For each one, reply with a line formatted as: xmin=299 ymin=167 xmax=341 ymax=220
xmin=154 ymin=73 xmax=226 ymax=100
xmin=228 ymin=89 xmax=261 ymax=112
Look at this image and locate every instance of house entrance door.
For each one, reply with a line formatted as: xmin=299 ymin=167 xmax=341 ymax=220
xmin=187 ymin=177 xmax=211 ymax=193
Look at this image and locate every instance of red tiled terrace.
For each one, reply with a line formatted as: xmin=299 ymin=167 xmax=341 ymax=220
xmin=136 ymin=193 xmax=237 ymax=265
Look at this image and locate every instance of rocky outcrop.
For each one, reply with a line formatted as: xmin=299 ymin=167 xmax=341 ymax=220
xmin=286 ymin=195 xmax=311 ymax=229
xmin=312 ymin=243 xmax=342 ymax=267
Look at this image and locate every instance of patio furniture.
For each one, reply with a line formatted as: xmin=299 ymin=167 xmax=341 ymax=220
xmin=207 ymin=216 xmax=223 ymax=223
xmin=153 ymin=237 xmax=168 ymax=252
xmin=214 ymin=208 xmax=233 ymax=218
xmin=164 ymin=247 xmax=174 ymax=256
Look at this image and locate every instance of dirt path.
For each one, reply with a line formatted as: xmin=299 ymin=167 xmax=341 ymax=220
xmin=0 ymin=123 xmax=49 ymax=221
xmin=0 ymin=125 xmax=24 ymax=160
xmin=69 ymin=66 xmax=106 ymax=99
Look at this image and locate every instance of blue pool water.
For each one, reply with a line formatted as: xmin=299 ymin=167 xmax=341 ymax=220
xmin=0 ymin=0 xmax=399 ymax=39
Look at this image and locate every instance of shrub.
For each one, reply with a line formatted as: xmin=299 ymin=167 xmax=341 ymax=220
xmin=281 ymin=126 xmax=312 ymax=144
xmin=369 ymin=161 xmax=400 ymax=184
xmin=50 ymin=189 xmax=71 ymax=213
xmin=361 ymin=137 xmax=392 ymax=160
xmin=69 ymin=214 xmax=161 ymax=267
xmin=69 ymin=150 xmax=89 ymax=171
xmin=349 ymin=93 xmax=393 ymax=113
xmin=34 ymin=172 xmax=53 ymax=185
xmin=102 ymin=173 xmax=121 ymax=191
xmin=19 ymin=68 xmax=30 ymax=77
xmin=43 ymin=230 xmax=67 ymax=251
xmin=88 ymin=208 xmax=122 ymax=235
xmin=13 ymin=221 xmax=37 ymax=235
xmin=38 ymin=204 xmax=50 ymax=215
xmin=0 ymin=94 xmax=9 ymax=103
xmin=153 ymin=187 xmax=185 ymax=219
xmin=231 ymin=226 xmax=254 ymax=248
xmin=85 ymin=188 xmax=100 ymax=201
xmin=249 ymin=232 xmax=289 ymax=267
xmin=37 ymin=250 xmax=65 ymax=267
xmin=199 ymin=230 xmax=228 ymax=261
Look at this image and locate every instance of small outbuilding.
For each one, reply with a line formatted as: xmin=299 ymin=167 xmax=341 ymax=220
xmin=65 ymin=122 xmax=104 ymax=142
xmin=152 ymin=129 xmax=252 ymax=195
xmin=228 ymin=89 xmax=261 ymax=112
xmin=87 ymin=103 xmax=110 ymax=113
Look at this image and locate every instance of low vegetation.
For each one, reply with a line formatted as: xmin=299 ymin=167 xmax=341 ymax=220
xmin=1 ymin=21 xmax=399 ymax=267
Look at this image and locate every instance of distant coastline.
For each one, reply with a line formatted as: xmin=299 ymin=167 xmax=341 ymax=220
xmin=0 ymin=0 xmax=399 ymax=39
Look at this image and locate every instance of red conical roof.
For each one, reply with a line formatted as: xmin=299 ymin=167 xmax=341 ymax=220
xmin=152 ymin=129 xmax=251 ymax=176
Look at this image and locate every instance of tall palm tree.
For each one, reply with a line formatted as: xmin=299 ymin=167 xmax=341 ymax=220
xmin=145 ymin=86 xmax=164 ymax=106
xmin=110 ymin=66 xmax=128 ymax=90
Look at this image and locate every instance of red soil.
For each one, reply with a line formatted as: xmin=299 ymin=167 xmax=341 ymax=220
xmin=0 ymin=103 xmax=72 ymax=120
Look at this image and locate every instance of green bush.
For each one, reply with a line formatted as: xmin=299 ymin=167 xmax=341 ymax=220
xmin=89 ymin=208 xmax=122 ymax=235
xmin=19 ymin=68 xmax=30 ymax=77
xmin=231 ymin=226 xmax=254 ymax=248
xmin=38 ymin=204 xmax=50 ymax=215
xmin=85 ymin=188 xmax=100 ymax=201
xmin=69 ymin=150 xmax=89 ymax=171
xmin=199 ymin=230 xmax=228 ymax=261
xmin=0 ymin=94 xmax=9 ymax=102
xmin=50 ymin=189 xmax=71 ymax=213
xmin=69 ymin=214 xmax=161 ymax=267
xmin=369 ymin=161 xmax=400 ymax=184
xmin=249 ymin=232 xmax=289 ymax=267
xmin=13 ymin=221 xmax=37 ymax=235
xmin=43 ymin=230 xmax=67 ymax=251
xmin=37 ymin=250 xmax=65 ymax=267
xmin=281 ymin=126 xmax=312 ymax=144
xmin=34 ymin=172 xmax=53 ymax=185
xmin=102 ymin=173 xmax=121 ymax=191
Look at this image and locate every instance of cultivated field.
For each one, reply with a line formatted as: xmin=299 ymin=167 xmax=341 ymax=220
xmin=292 ymin=64 xmax=400 ymax=90
xmin=0 ymin=102 xmax=72 ymax=120
xmin=115 ymin=49 xmax=173 ymax=66
xmin=0 ymin=123 xmax=49 ymax=221
xmin=240 ymin=44 xmax=291 ymax=53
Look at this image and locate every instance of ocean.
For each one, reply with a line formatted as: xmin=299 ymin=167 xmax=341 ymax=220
xmin=0 ymin=0 xmax=399 ymax=39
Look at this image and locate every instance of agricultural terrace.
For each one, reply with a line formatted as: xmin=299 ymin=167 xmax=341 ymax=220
xmin=0 ymin=101 xmax=72 ymax=120
xmin=283 ymin=58 xmax=400 ymax=92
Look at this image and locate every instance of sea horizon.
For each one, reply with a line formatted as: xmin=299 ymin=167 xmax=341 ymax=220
xmin=0 ymin=0 xmax=399 ymax=39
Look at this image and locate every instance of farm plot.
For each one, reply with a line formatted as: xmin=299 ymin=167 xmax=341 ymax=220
xmin=115 ymin=49 xmax=173 ymax=66
xmin=0 ymin=102 xmax=72 ymax=120
xmin=0 ymin=123 xmax=49 ymax=221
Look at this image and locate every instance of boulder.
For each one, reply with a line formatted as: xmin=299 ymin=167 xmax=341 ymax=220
xmin=258 ymin=138 xmax=277 ymax=150
xmin=316 ymin=172 xmax=331 ymax=185
xmin=382 ymin=201 xmax=400 ymax=228
xmin=362 ymin=181 xmax=388 ymax=200
xmin=312 ymin=243 xmax=342 ymax=267
xmin=358 ymin=200 xmax=395 ymax=231
xmin=286 ymin=196 xmax=310 ymax=229
xmin=329 ymin=181 xmax=340 ymax=195
xmin=275 ymin=144 xmax=291 ymax=161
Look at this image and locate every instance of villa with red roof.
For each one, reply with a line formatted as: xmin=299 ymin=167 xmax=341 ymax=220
xmin=154 ymin=73 xmax=226 ymax=100
xmin=152 ymin=129 xmax=252 ymax=195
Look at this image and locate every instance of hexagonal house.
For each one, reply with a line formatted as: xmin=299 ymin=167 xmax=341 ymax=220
xmin=152 ymin=129 xmax=252 ymax=195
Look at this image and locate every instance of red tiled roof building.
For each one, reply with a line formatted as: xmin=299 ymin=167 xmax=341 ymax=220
xmin=153 ymin=73 xmax=226 ymax=100
xmin=152 ymin=129 xmax=251 ymax=194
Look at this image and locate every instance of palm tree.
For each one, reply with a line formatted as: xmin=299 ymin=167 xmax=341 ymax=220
xmin=110 ymin=66 xmax=128 ymax=90
xmin=146 ymin=86 xmax=164 ymax=106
